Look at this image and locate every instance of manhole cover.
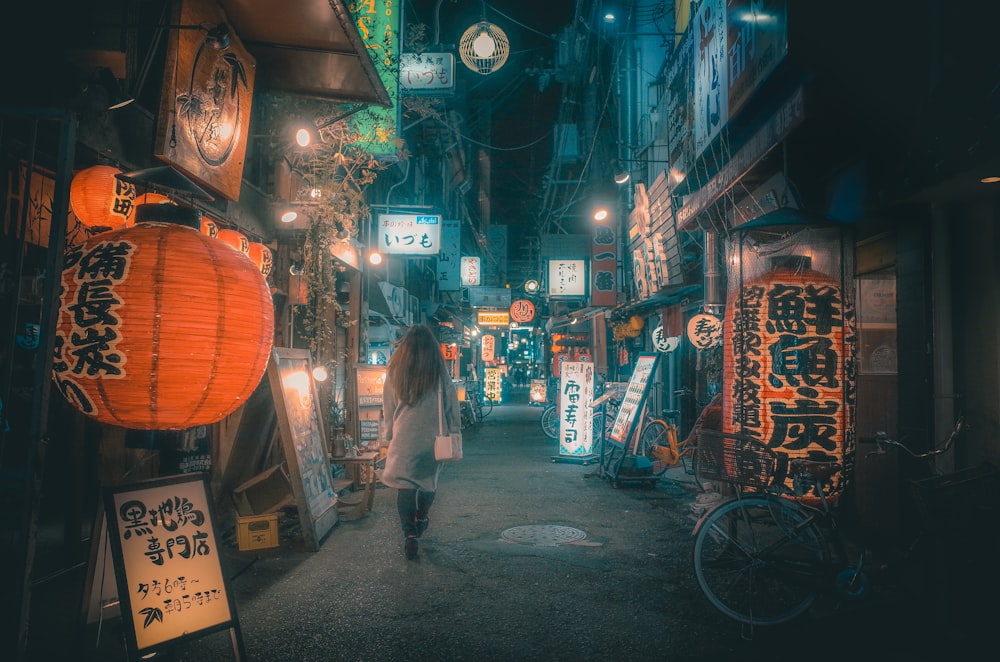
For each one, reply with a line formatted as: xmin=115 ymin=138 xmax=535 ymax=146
xmin=501 ymin=524 xmax=587 ymax=546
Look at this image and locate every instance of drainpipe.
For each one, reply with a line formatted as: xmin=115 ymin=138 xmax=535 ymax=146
xmin=703 ymin=230 xmax=721 ymax=306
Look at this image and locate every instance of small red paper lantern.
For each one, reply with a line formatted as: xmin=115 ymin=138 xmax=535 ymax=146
xmin=69 ymin=165 xmax=135 ymax=229
xmin=247 ymin=242 xmax=273 ymax=276
xmin=52 ymin=214 xmax=274 ymax=429
xmin=201 ymin=218 xmax=219 ymax=238
xmin=217 ymin=228 xmax=249 ymax=253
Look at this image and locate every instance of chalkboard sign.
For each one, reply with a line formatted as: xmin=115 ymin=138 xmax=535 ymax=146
xmin=103 ymin=473 xmax=245 ymax=659
xmin=608 ymin=353 xmax=660 ymax=446
xmin=268 ymin=348 xmax=339 ymax=550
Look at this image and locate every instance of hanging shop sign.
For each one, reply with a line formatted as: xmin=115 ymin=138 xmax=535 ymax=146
xmin=481 ymin=334 xmax=496 ymax=362
xmin=651 ymin=324 xmax=680 ymax=353
xmin=590 ymin=223 xmax=618 ymax=307
xmin=378 ymin=214 xmax=442 ymax=255
xmin=103 ymin=473 xmax=245 ymax=659
xmin=687 ymin=313 xmax=723 ymax=349
xmin=441 ymin=343 xmax=458 ymax=361
xmin=437 ymin=219 xmax=461 ymax=291
xmin=461 ymin=256 xmax=481 ymax=286
xmin=548 ymin=259 xmax=587 ymax=297
xmin=400 ymin=52 xmax=455 ymax=92
xmin=509 ymin=298 xmax=536 ymax=323
xmin=477 ymin=310 xmax=510 ymax=327
xmin=348 ymin=0 xmax=400 ymax=156
xmin=558 ymin=361 xmax=595 ymax=457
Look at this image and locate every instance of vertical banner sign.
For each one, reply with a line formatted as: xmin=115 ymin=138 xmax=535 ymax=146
xmin=481 ymin=334 xmax=496 ymax=362
xmin=484 ymin=367 xmax=503 ymax=403
xmin=723 ymin=263 xmax=853 ymax=499
xmin=693 ymin=0 xmax=727 ymax=160
xmin=608 ymin=353 xmax=660 ymax=445
xmin=461 ymin=256 xmax=481 ymax=286
xmin=349 ymin=0 xmax=400 ymax=157
xmin=103 ymin=474 xmax=244 ymax=659
xmin=559 ymin=361 xmax=595 ymax=456
xmin=591 ymin=223 xmax=617 ymax=307
xmin=438 ymin=219 xmax=461 ymax=291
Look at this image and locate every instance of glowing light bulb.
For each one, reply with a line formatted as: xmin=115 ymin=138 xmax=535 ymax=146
xmin=473 ymin=31 xmax=496 ymax=57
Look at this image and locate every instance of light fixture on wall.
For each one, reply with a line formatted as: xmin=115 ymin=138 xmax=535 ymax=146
xmin=292 ymin=105 xmax=365 ymax=147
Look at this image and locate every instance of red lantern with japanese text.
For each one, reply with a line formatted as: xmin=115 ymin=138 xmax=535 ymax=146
xmin=69 ymin=165 xmax=135 ymax=230
xmin=247 ymin=242 xmax=273 ymax=277
xmin=52 ymin=205 xmax=274 ymax=429
xmin=722 ymin=224 xmax=856 ymax=501
xmin=217 ymin=228 xmax=250 ymax=253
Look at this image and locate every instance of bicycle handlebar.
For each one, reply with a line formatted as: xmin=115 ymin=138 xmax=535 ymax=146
xmin=866 ymin=416 xmax=965 ymax=460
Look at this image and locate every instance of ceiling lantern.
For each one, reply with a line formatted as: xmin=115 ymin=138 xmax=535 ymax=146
xmin=69 ymin=165 xmax=135 ymax=230
xmin=247 ymin=242 xmax=273 ymax=277
xmin=52 ymin=204 xmax=274 ymax=430
xmin=217 ymin=228 xmax=250 ymax=253
xmin=459 ymin=21 xmax=509 ymax=75
xmin=721 ymin=221 xmax=855 ymax=503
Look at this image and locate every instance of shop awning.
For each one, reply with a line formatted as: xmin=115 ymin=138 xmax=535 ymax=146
xmin=545 ymin=306 xmax=609 ymax=332
xmin=219 ymin=0 xmax=390 ymax=106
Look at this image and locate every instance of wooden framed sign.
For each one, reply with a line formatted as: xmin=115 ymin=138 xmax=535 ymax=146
xmin=103 ymin=473 xmax=245 ymax=659
xmin=608 ymin=353 xmax=660 ymax=446
xmin=267 ymin=348 xmax=339 ymax=550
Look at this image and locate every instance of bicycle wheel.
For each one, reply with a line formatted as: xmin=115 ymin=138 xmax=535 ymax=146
xmin=540 ymin=405 xmax=559 ymax=439
xmin=638 ymin=420 xmax=678 ymax=475
xmin=481 ymin=397 xmax=494 ymax=418
xmin=692 ymin=496 xmax=828 ymax=626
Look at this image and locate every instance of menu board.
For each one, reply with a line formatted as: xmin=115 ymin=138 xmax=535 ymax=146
xmin=103 ymin=474 xmax=244 ymax=659
xmin=608 ymin=353 xmax=660 ymax=445
xmin=353 ymin=364 xmax=387 ymax=446
xmin=268 ymin=348 xmax=339 ymax=550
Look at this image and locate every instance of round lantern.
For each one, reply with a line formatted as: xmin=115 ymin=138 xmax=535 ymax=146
xmin=127 ymin=192 xmax=173 ymax=227
xmin=247 ymin=242 xmax=273 ymax=277
xmin=217 ymin=228 xmax=249 ymax=253
xmin=52 ymin=206 xmax=274 ymax=430
xmin=722 ymin=223 xmax=855 ymax=502
xmin=69 ymin=165 xmax=135 ymax=229
xmin=201 ymin=217 xmax=219 ymax=238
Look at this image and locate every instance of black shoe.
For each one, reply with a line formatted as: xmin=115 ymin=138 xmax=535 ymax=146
xmin=404 ymin=535 xmax=418 ymax=560
xmin=415 ymin=517 xmax=428 ymax=538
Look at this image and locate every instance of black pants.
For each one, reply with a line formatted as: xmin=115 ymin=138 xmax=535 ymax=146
xmin=396 ymin=488 xmax=435 ymax=537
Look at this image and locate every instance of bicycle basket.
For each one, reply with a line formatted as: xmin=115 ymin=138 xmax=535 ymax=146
xmin=910 ymin=462 xmax=1000 ymax=532
xmin=695 ymin=430 xmax=778 ymax=489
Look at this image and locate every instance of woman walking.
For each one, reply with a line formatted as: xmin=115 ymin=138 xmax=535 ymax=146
xmin=380 ymin=324 xmax=461 ymax=559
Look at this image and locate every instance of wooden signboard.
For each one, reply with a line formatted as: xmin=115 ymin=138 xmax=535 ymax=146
xmin=267 ymin=348 xmax=339 ymax=551
xmin=103 ymin=473 xmax=245 ymax=660
xmin=352 ymin=364 xmax=387 ymax=445
xmin=608 ymin=353 xmax=660 ymax=446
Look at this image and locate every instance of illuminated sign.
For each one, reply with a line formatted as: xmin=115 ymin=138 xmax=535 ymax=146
xmin=509 ymin=299 xmax=536 ymax=323
xmin=461 ymin=256 xmax=481 ymax=286
xmin=548 ymin=259 xmax=587 ymax=297
xmin=477 ymin=311 xmax=510 ymax=327
xmin=559 ymin=361 xmax=595 ymax=456
xmin=348 ymin=0 xmax=400 ymax=156
xmin=400 ymin=52 xmax=455 ymax=92
xmin=378 ymin=214 xmax=441 ymax=255
xmin=481 ymin=334 xmax=495 ymax=361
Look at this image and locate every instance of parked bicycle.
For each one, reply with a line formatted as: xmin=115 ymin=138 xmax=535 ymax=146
xmin=690 ymin=417 xmax=969 ymax=629
xmin=457 ymin=379 xmax=493 ymax=429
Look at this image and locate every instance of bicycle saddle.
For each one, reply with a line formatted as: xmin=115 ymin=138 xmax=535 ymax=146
xmin=789 ymin=458 xmax=842 ymax=482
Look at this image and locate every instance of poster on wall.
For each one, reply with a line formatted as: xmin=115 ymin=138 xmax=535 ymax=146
xmin=103 ymin=474 xmax=245 ymax=659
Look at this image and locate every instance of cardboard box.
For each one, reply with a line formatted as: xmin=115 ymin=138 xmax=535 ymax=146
xmin=237 ymin=514 xmax=280 ymax=551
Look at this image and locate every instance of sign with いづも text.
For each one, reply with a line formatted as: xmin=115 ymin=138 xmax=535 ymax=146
xmin=378 ymin=214 xmax=441 ymax=255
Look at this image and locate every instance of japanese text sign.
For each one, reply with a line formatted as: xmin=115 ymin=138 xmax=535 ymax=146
xmin=477 ymin=310 xmax=510 ymax=327
xmin=548 ymin=259 xmax=587 ymax=297
xmin=400 ymin=52 xmax=455 ymax=92
xmin=104 ymin=474 xmax=240 ymax=657
xmin=378 ymin=214 xmax=442 ymax=255
xmin=461 ymin=256 xmax=481 ymax=286
xmin=437 ymin=219 xmax=461 ymax=291
xmin=609 ymin=353 xmax=659 ymax=444
xmin=559 ymin=361 xmax=595 ymax=456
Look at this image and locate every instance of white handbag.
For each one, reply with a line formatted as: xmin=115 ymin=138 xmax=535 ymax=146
xmin=434 ymin=382 xmax=463 ymax=461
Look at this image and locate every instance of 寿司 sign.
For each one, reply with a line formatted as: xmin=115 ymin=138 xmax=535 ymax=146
xmin=378 ymin=214 xmax=441 ymax=255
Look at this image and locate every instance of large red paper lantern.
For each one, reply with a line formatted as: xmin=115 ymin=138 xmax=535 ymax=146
xmin=52 ymin=210 xmax=274 ymax=429
xmin=722 ymin=257 xmax=853 ymax=499
xmin=69 ymin=165 xmax=135 ymax=229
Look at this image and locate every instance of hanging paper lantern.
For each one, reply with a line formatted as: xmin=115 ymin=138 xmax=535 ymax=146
xmin=722 ymin=257 xmax=853 ymax=500
xmin=52 ymin=210 xmax=274 ymax=430
xmin=127 ymin=193 xmax=173 ymax=227
xmin=201 ymin=217 xmax=219 ymax=238
xmin=217 ymin=228 xmax=249 ymax=253
xmin=69 ymin=165 xmax=135 ymax=229
xmin=247 ymin=242 xmax=273 ymax=277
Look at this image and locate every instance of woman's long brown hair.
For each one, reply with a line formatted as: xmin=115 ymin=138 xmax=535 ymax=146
xmin=386 ymin=324 xmax=448 ymax=406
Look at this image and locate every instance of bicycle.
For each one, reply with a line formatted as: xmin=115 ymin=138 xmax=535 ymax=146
xmin=457 ymin=380 xmax=492 ymax=429
xmin=690 ymin=417 xmax=969 ymax=628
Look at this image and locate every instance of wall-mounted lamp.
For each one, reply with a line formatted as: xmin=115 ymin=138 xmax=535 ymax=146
xmin=368 ymin=250 xmax=384 ymax=266
xmin=292 ymin=105 xmax=365 ymax=147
